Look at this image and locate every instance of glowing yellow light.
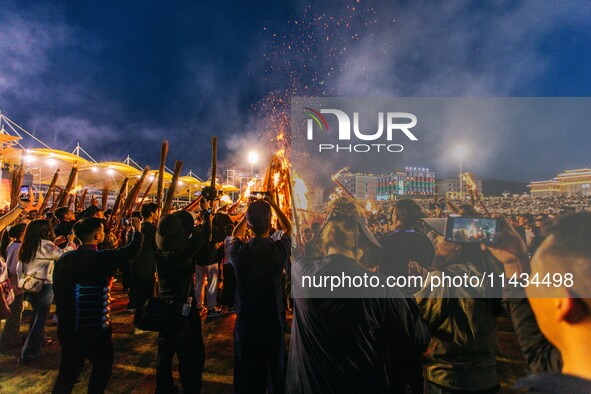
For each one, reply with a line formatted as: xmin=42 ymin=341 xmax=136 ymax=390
xmin=248 ymin=151 xmax=258 ymax=165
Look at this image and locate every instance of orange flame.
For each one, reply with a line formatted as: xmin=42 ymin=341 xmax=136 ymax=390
xmin=365 ymin=200 xmax=378 ymax=215
xmin=69 ymin=185 xmax=83 ymax=195
xmin=331 ymin=166 xmax=349 ymax=181
xmin=243 ymin=179 xmax=256 ymax=198
xmin=293 ymin=176 xmax=309 ymax=210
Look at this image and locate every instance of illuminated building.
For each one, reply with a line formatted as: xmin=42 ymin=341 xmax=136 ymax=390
xmin=338 ymin=173 xmax=377 ymax=200
xmin=376 ymin=167 xmax=436 ymax=201
xmin=528 ymin=168 xmax=591 ymax=196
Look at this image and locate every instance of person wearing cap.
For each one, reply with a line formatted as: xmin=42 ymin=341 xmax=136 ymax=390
xmin=154 ymin=199 xmax=211 ymax=394
xmin=229 ymin=196 xmax=292 ymax=393
xmin=52 ymin=217 xmax=144 ymax=393
xmin=287 ymin=197 xmax=430 ymax=393
xmin=484 ymin=213 xmax=591 ymax=392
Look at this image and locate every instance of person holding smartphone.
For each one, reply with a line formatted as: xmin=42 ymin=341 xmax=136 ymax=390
xmin=229 ymin=195 xmax=292 ymax=393
xmin=416 ymin=207 xmax=504 ymax=393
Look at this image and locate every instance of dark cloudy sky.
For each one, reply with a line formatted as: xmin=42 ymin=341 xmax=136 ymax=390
xmin=1 ymin=1 xmax=590 ymax=182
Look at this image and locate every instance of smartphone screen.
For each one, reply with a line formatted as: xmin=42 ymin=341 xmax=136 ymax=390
xmin=249 ymin=191 xmax=269 ymax=201
xmin=445 ymin=216 xmax=500 ymax=245
xmin=19 ymin=185 xmax=30 ymax=199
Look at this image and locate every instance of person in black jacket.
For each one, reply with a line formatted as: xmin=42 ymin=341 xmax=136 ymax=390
xmin=129 ymin=202 xmax=159 ymax=327
xmin=53 ymin=207 xmax=76 ymax=238
xmin=154 ymin=199 xmax=211 ymax=394
xmin=52 ymin=217 xmax=144 ymax=394
xmin=378 ymin=199 xmax=435 ymax=394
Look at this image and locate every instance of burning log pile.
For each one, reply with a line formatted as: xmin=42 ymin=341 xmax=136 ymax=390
xmin=461 ymin=172 xmax=490 ymax=215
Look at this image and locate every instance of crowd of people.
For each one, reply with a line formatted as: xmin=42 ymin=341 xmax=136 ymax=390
xmin=0 ymin=189 xmax=590 ymax=393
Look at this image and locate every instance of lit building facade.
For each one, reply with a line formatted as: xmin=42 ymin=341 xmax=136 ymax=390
xmin=339 ymin=173 xmax=377 ymax=200
xmin=528 ymin=168 xmax=591 ymax=196
xmin=376 ymin=166 xmax=436 ymax=200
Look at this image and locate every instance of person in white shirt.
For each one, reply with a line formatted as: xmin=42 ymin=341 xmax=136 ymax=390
xmin=16 ymin=219 xmax=76 ymax=363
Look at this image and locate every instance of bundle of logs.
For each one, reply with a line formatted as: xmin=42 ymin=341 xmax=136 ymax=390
xmin=7 ymin=140 xmax=187 ymax=235
xmin=8 ymin=138 xmax=307 ymax=247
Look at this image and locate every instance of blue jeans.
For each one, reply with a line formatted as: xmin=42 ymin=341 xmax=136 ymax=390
xmin=21 ymin=284 xmax=53 ymax=360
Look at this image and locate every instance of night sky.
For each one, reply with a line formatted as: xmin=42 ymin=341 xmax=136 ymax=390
xmin=1 ymin=1 xmax=590 ymax=182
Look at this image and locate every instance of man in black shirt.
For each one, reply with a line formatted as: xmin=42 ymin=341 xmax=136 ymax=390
xmin=129 ymin=202 xmax=159 ymax=326
xmin=378 ymin=199 xmax=435 ymax=290
xmin=52 ymin=217 xmax=143 ymax=393
xmin=53 ymin=207 xmax=76 ymax=238
xmin=229 ymin=197 xmax=292 ymax=393
xmin=377 ymin=199 xmax=434 ymax=394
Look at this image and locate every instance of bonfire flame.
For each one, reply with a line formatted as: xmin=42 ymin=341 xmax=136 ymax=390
xmin=69 ymin=185 xmax=83 ymax=195
xmin=331 ymin=166 xmax=349 ymax=181
xmin=365 ymin=200 xmax=378 ymax=215
xmin=329 ymin=167 xmax=355 ymax=200
xmin=462 ymin=172 xmax=478 ymax=194
xmin=243 ymin=179 xmax=256 ymax=199
xmin=293 ymin=176 xmax=309 ymax=210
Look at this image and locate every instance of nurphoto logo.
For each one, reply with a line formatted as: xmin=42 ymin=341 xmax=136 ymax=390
xmin=304 ymin=107 xmax=419 ymax=153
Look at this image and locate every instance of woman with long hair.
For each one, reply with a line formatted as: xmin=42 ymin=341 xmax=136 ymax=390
xmin=17 ymin=219 xmax=75 ymax=363
xmin=287 ymin=197 xmax=430 ymax=393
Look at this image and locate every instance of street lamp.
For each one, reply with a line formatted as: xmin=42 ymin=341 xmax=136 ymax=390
xmin=248 ymin=151 xmax=258 ymax=177
xmin=454 ymin=145 xmax=468 ymax=199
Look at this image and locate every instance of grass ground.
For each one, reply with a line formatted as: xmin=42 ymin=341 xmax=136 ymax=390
xmin=0 ymin=282 xmax=528 ymax=393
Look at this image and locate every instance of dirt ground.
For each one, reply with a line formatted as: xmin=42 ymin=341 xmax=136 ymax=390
xmin=0 ymin=282 xmax=528 ymax=393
